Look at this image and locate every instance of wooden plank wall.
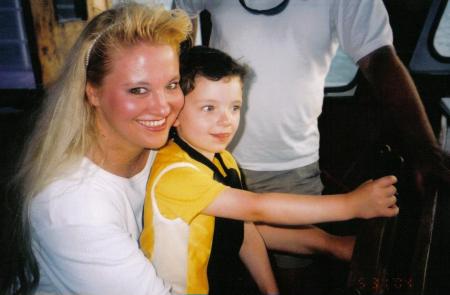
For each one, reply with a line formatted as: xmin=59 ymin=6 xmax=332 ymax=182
xmin=29 ymin=0 xmax=111 ymax=85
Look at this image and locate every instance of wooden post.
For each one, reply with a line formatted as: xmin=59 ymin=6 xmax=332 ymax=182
xmin=28 ymin=0 xmax=111 ymax=85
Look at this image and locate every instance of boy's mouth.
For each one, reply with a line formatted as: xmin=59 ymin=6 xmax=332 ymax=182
xmin=211 ymin=132 xmax=232 ymax=142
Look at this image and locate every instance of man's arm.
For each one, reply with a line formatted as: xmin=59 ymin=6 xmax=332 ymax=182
xmin=358 ymin=45 xmax=449 ymax=190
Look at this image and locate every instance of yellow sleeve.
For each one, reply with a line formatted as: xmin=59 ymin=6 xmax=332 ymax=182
xmin=153 ymin=165 xmax=226 ymax=224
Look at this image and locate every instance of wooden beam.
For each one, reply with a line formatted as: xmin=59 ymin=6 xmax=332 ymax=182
xmin=28 ymin=0 xmax=111 ymax=85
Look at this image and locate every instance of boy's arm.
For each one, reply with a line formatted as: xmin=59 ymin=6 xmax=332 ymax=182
xmin=257 ymin=224 xmax=355 ymax=261
xmin=239 ymin=222 xmax=279 ymax=295
xmin=202 ymin=176 xmax=398 ymax=225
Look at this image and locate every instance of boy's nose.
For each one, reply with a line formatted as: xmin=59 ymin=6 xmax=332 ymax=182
xmin=218 ymin=110 xmax=232 ymax=126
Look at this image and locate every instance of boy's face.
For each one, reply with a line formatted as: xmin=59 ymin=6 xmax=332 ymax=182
xmin=175 ymin=75 xmax=243 ymax=160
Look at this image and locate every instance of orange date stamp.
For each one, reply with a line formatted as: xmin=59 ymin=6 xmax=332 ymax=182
xmin=355 ymin=276 xmax=414 ymax=292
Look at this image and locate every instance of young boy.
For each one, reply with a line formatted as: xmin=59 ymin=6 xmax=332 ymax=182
xmin=140 ymin=46 xmax=399 ymax=295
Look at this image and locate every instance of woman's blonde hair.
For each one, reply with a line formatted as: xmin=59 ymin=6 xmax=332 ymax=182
xmin=16 ymin=3 xmax=191 ymax=198
xmin=5 ymin=5 xmax=190 ymax=293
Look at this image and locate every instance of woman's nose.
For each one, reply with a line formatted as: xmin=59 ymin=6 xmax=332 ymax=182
xmin=148 ymin=91 xmax=170 ymax=116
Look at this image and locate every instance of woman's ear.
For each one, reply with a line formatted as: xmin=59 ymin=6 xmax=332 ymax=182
xmin=86 ymin=82 xmax=100 ymax=106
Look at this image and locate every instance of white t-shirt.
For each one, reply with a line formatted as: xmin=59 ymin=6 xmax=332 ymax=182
xmin=176 ymin=0 xmax=393 ymax=171
xmin=30 ymin=152 xmax=171 ymax=295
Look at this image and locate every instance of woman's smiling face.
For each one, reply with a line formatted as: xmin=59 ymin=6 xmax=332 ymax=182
xmin=87 ymin=42 xmax=184 ymax=152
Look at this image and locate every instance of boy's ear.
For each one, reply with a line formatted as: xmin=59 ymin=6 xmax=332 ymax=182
xmin=86 ymin=82 xmax=100 ymax=106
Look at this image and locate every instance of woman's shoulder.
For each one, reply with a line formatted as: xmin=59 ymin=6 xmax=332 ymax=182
xmin=30 ymin=158 xmax=130 ymax=229
xmin=33 ymin=157 xmax=123 ymax=200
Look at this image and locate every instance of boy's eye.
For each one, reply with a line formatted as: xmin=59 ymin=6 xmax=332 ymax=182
xmin=232 ymin=105 xmax=241 ymax=112
xmin=202 ymin=105 xmax=215 ymax=112
xmin=167 ymin=82 xmax=179 ymax=90
xmin=129 ymin=87 xmax=147 ymax=95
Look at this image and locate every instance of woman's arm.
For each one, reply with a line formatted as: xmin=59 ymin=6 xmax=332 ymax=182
xmin=33 ymin=222 xmax=171 ymax=295
xmin=203 ymin=175 xmax=398 ymax=225
xmin=239 ymin=222 xmax=279 ymax=295
xmin=31 ymin=186 xmax=171 ymax=295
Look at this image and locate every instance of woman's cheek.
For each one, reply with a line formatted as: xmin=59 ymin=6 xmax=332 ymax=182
xmin=171 ymin=93 xmax=185 ymax=116
xmin=120 ymin=99 xmax=141 ymax=114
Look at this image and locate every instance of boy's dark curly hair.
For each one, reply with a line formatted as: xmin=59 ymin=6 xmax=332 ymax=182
xmin=180 ymin=45 xmax=247 ymax=95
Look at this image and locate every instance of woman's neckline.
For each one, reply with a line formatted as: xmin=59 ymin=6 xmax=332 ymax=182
xmin=85 ymin=149 xmax=152 ymax=180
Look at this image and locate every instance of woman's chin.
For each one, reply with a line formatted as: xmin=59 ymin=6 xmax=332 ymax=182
xmin=145 ymin=137 xmax=170 ymax=150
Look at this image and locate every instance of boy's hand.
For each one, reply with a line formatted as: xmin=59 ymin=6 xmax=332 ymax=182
xmin=347 ymin=175 xmax=399 ymax=219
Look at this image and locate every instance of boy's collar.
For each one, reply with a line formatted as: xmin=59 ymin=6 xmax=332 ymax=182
xmin=172 ymin=130 xmax=218 ymax=166
xmin=172 ymin=131 xmax=243 ymax=189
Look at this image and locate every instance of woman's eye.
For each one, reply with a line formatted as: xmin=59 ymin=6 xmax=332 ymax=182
xmin=129 ymin=87 xmax=147 ymax=95
xmin=232 ymin=105 xmax=241 ymax=112
xmin=202 ymin=105 xmax=214 ymax=112
xmin=167 ymin=82 xmax=179 ymax=90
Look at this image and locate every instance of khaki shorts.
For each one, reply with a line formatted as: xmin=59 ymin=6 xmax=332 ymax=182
xmin=241 ymin=162 xmax=323 ymax=268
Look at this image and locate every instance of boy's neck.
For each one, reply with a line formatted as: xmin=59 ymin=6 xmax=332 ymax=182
xmin=174 ymin=131 xmax=215 ymax=161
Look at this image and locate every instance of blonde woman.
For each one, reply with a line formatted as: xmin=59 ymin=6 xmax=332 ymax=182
xmin=9 ymin=3 xmax=191 ymax=294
